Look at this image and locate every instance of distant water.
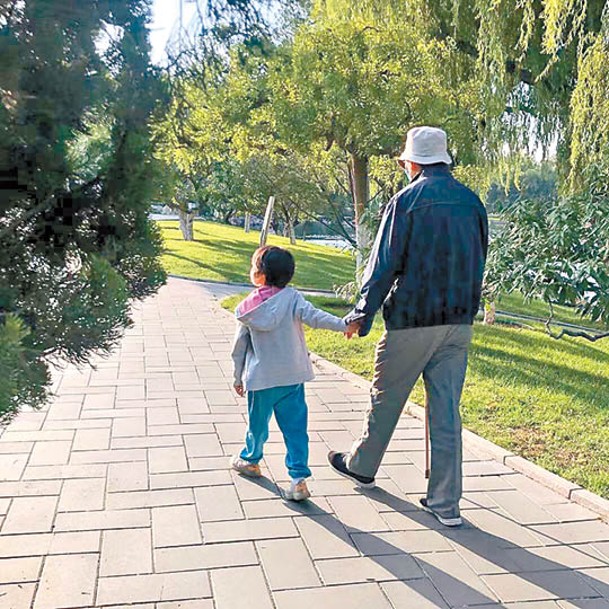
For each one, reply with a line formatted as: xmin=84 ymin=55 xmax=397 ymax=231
xmin=303 ymin=237 xmax=354 ymax=250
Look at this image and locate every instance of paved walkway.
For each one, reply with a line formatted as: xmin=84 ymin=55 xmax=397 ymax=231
xmin=1 ymin=277 xmax=609 ymax=609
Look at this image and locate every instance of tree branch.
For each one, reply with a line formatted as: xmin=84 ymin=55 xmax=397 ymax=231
xmin=544 ymin=302 xmax=609 ymax=341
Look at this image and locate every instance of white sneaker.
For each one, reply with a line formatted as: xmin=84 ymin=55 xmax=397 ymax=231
xmin=283 ymin=478 xmax=311 ymax=502
xmin=419 ymin=498 xmax=462 ymax=527
xmin=230 ymin=455 xmax=261 ymax=477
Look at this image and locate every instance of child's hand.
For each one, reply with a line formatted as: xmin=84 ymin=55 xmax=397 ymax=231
xmin=234 ymin=383 xmax=245 ymax=397
xmin=344 ymin=321 xmax=362 ymax=339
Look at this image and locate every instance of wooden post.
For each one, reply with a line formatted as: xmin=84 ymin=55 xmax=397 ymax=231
xmin=244 ymin=212 xmax=251 ymax=233
xmin=259 ymin=196 xmax=275 ymax=247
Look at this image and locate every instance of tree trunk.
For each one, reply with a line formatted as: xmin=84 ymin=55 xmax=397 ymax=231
xmin=244 ymin=212 xmax=251 ymax=233
xmin=281 ymin=203 xmax=297 ymax=245
xmin=350 ymin=152 xmax=371 ymax=273
xmin=484 ymin=301 xmax=496 ymax=325
xmin=287 ymin=217 xmax=296 ymax=245
xmin=178 ymin=208 xmax=195 ymax=241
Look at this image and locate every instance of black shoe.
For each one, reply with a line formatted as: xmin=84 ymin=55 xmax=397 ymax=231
xmin=327 ymin=451 xmax=376 ymax=489
xmin=419 ymin=498 xmax=462 ymax=527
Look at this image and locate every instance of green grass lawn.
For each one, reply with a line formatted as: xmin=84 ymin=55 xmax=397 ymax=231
xmin=223 ymin=292 xmax=609 ymax=499
xmin=159 ymin=220 xmax=355 ymax=291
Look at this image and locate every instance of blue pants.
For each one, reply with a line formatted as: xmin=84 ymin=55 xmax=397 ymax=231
xmin=240 ymin=384 xmax=311 ymax=480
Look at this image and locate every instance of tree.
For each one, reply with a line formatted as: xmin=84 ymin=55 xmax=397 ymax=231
xmin=0 ymin=0 xmax=166 ymax=422
xmin=485 ymin=166 xmax=609 ymax=340
xmin=269 ymin=1 xmax=479 ymax=264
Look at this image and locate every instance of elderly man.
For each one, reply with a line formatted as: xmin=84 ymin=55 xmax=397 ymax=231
xmin=328 ymin=126 xmax=488 ymax=526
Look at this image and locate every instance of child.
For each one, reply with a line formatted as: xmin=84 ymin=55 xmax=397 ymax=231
xmin=231 ymin=245 xmax=357 ymax=501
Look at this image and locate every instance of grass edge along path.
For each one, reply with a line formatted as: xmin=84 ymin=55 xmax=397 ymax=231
xmin=222 ymin=292 xmax=609 ymax=500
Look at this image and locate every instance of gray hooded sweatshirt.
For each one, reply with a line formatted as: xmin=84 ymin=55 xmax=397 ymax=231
xmin=231 ymin=287 xmax=347 ymax=392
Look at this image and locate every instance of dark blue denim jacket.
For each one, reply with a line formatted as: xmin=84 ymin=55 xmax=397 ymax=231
xmin=347 ymin=164 xmax=488 ymax=336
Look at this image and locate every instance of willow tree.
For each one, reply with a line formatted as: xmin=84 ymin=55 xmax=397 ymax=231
xmin=0 ymin=0 xmax=166 ymax=421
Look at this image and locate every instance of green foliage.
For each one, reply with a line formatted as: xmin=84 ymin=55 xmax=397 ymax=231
xmin=0 ymin=315 xmax=49 ymax=424
xmin=485 ymin=166 xmax=609 ymax=328
xmin=0 ymin=0 xmax=166 ymax=421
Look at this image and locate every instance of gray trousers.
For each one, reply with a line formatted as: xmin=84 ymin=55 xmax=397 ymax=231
xmin=347 ymin=324 xmax=472 ymax=518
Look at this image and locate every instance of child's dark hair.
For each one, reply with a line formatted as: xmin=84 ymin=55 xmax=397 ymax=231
xmin=252 ymin=246 xmax=295 ymax=288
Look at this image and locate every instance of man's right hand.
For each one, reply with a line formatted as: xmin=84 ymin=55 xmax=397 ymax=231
xmin=234 ymin=383 xmax=245 ymax=397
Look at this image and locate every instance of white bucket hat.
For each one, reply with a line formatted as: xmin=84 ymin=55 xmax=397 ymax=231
xmin=398 ymin=126 xmax=452 ymax=166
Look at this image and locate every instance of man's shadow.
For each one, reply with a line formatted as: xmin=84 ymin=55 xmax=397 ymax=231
xmin=244 ymin=475 xmax=609 ymax=608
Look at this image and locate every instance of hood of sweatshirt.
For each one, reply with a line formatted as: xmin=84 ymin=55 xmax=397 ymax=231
xmin=235 ymin=287 xmax=297 ymax=332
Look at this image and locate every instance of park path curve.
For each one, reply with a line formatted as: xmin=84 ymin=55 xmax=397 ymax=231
xmin=1 ymin=277 xmax=609 ymax=609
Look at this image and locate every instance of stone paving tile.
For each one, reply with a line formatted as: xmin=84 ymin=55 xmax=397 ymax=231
xmin=100 ymin=528 xmax=152 ymax=576
xmin=1 ymin=430 xmax=74 ymax=443
xmin=157 ymin=601 xmax=214 ymax=609
xmin=241 ymin=496 xmax=332 ymax=519
xmin=327 ymin=495 xmax=391 ymax=532
xmin=558 ymin=600 xmax=609 ymax=609
xmin=0 ymin=441 xmax=34 ymax=454
xmin=380 ymin=578 xmax=450 ymax=608
xmin=274 ymin=582 xmax=393 ymax=609
xmin=0 ymin=454 xmax=28 ymax=481
xmin=58 ymin=477 xmax=106 ymax=512
xmin=73 ymin=428 xmax=111 ymax=451
xmin=107 ymin=461 xmax=149 ymax=492
xmin=257 ymin=537 xmax=321 ymax=590
xmin=112 ymin=417 xmax=147 ymax=438
xmin=71 ymin=448 xmax=147 ymax=464
xmin=579 ymin=567 xmax=609 ymax=598
xmin=464 ymin=508 xmax=552 ymax=547
xmin=352 ymin=530 xmax=453 ymax=556
xmin=149 ymin=470 xmax=231 ymax=489
xmin=147 ymin=407 xmax=180 ymax=426
xmin=481 ymin=570 xmax=601 ymax=603
xmin=149 ymin=446 xmax=188 ymax=474
xmin=34 ymin=553 xmax=98 ymax=609
xmin=154 ymin=541 xmax=258 ymax=573
xmin=0 ymin=582 xmax=36 ymax=609
xmin=96 ymin=571 xmax=211 ymax=606
xmin=316 ymin=554 xmax=424 ymax=584
xmin=532 ymin=521 xmax=609 ymax=545
xmin=294 ymin=515 xmax=359 ymax=559
xmin=54 ymin=508 xmax=150 ymax=532
xmin=211 ymin=566 xmax=274 ymax=609
xmin=0 ymin=531 xmax=100 ymax=558
xmin=417 ymin=550 xmax=500 ymax=606
xmin=202 ymin=516 xmax=298 ymax=543
xmin=152 ymin=505 xmax=201 ymax=547
xmin=107 ymin=488 xmax=193 ymax=510
xmin=1 ymin=495 xmax=58 ymax=534
xmin=0 ymin=556 xmax=43 ymax=584
xmin=194 ymin=485 xmax=243 ymax=522
xmin=23 ymin=463 xmax=108 ymax=480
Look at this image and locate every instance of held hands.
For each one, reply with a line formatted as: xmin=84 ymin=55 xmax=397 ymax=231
xmin=233 ymin=383 xmax=245 ymax=397
xmin=344 ymin=320 xmax=362 ymax=339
